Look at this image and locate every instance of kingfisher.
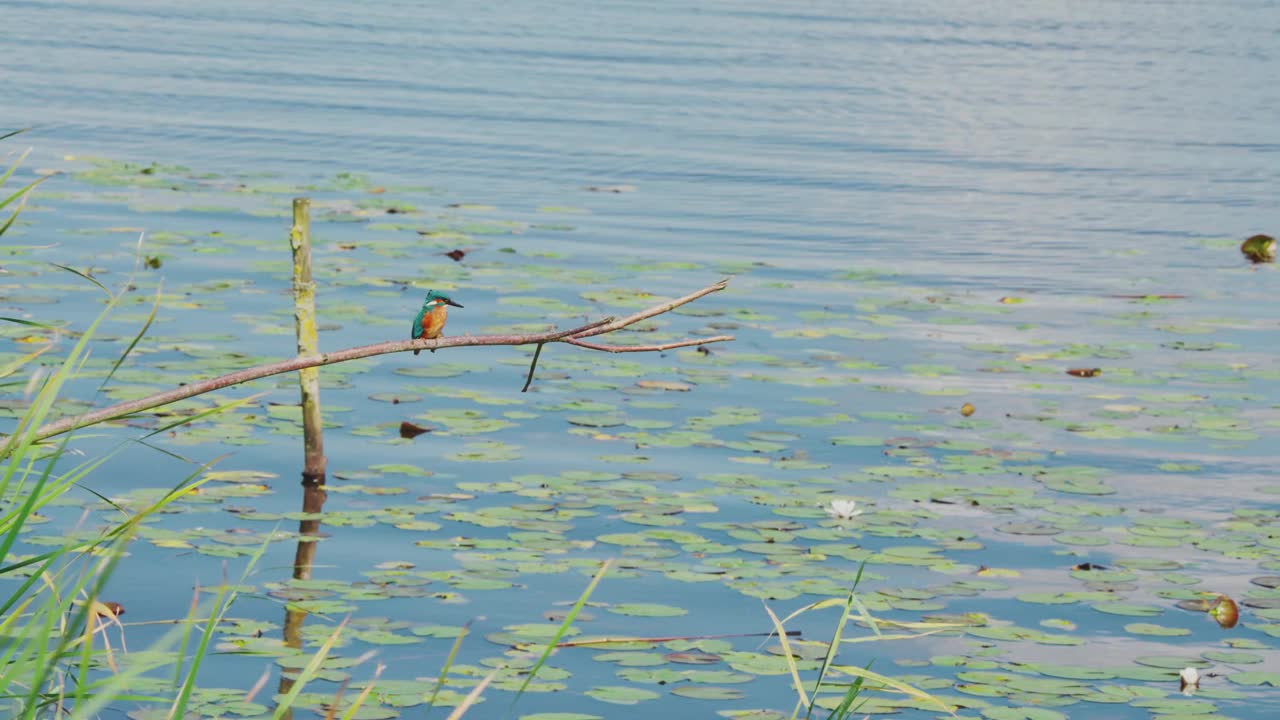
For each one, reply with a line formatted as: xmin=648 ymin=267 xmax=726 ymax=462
xmin=411 ymin=290 xmax=463 ymax=355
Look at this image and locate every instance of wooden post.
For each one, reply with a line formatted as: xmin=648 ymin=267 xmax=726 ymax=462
xmin=290 ymin=198 xmax=327 ymax=483
xmin=280 ymin=209 xmax=330 ymax=713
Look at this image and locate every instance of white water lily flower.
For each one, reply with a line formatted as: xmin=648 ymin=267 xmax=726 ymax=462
xmin=1180 ymin=667 xmax=1200 ymax=695
xmin=826 ymin=499 xmax=863 ymax=520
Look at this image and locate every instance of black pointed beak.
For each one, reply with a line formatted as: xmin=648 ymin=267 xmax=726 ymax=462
xmin=445 ymin=299 xmax=464 ymax=308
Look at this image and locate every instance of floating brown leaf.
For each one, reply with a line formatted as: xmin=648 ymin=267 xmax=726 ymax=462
xmin=1210 ymin=594 xmax=1239 ymax=629
xmin=95 ymin=601 xmax=125 ymax=618
xmin=399 ymin=421 xmax=433 ymax=439
xmin=1066 ymin=368 xmax=1102 ymax=378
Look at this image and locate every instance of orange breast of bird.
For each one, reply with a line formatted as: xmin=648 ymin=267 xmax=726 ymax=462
xmin=422 ymin=305 xmax=449 ymax=339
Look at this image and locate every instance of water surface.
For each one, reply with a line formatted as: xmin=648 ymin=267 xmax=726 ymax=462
xmin=3 ymin=1 xmax=1279 ymax=718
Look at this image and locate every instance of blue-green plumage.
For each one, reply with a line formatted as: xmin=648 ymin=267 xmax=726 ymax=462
xmin=411 ymin=290 xmax=463 ymax=355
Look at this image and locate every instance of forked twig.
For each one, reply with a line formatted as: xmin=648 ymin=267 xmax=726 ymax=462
xmin=564 ymin=335 xmax=733 ymax=353
xmin=572 ymin=279 xmax=730 ymax=339
xmin=521 ymin=343 xmax=546 ymax=393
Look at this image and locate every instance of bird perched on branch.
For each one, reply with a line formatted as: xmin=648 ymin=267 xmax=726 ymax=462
xmin=411 ymin=290 xmax=463 ymax=355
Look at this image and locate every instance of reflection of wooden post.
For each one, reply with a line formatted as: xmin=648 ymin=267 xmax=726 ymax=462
xmin=277 ymin=472 xmax=328 ymax=719
xmin=290 ymin=198 xmax=326 ymax=482
xmin=283 ymin=487 xmax=326 ymax=635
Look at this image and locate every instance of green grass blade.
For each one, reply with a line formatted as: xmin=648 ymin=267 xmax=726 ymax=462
xmin=168 ymin=584 xmax=202 ymax=693
xmin=1 ymin=287 xmax=124 ymax=460
xmin=0 ymin=145 xmax=32 ymax=186
xmin=513 ymin=558 xmax=612 ymax=702
xmin=805 ymin=562 xmax=865 ymax=720
xmin=0 ymin=173 xmax=49 ymax=212
xmin=168 ymin=579 xmax=237 ymax=715
xmin=48 ymin=262 xmax=111 ymax=297
xmin=0 ymin=554 xmax=60 ymax=619
xmin=445 ymin=669 xmax=498 ymax=720
xmin=338 ymin=664 xmax=385 ymax=720
xmin=827 ymin=664 xmax=956 ymax=717
xmin=824 ymin=673 xmax=866 ymax=720
xmin=424 ymin=620 xmax=472 ymax=714
xmin=271 ymin=619 xmax=349 ymax=719
xmin=101 ymin=282 xmax=161 ymax=387
xmin=0 ymin=345 xmax=51 ymax=381
xmin=0 ymin=317 xmax=62 ymax=329
xmin=141 ymin=392 xmax=268 ymax=440
xmin=0 ymin=460 xmax=56 ymax=574
xmin=765 ymin=601 xmax=811 ymax=717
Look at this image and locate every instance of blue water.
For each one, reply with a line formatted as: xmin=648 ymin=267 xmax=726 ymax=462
xmin=7 ymin=0 xmax=1278 ymax=275
xmin=4 ymin=1 xmax=1280 ymax=718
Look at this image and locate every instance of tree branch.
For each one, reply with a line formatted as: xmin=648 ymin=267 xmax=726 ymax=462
xmin=572 ymin=278 xmax=730 ymax=339
xmin=563 ymin=335 xmax=734 ymax=353
xmin=30 ymin=281 xmax=733 ymax=443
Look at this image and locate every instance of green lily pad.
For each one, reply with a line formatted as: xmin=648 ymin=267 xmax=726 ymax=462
xmin=1226 ymin=671 xmax=1280 ymax=686
xmin=982 ymin=709 xmax=1068 ymax=720
xmin=585 ymin=686 xmax=659 ymax=704
xmin=1124 ymin=623 xmax=1190 ymax=636
xmin=670 ymin=686 xmax=745 ymax=700
xmin=608 ymin=603 xmax=688 ymax=618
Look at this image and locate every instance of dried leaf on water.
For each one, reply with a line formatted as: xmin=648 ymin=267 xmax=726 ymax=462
xmin=1066 ymin=368 xmax=1102 ymax=378
xmin=1210 ymin=594 xmax=1239 ymax=629
xmin=399 ymin=421 xmax=433 ymax=439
